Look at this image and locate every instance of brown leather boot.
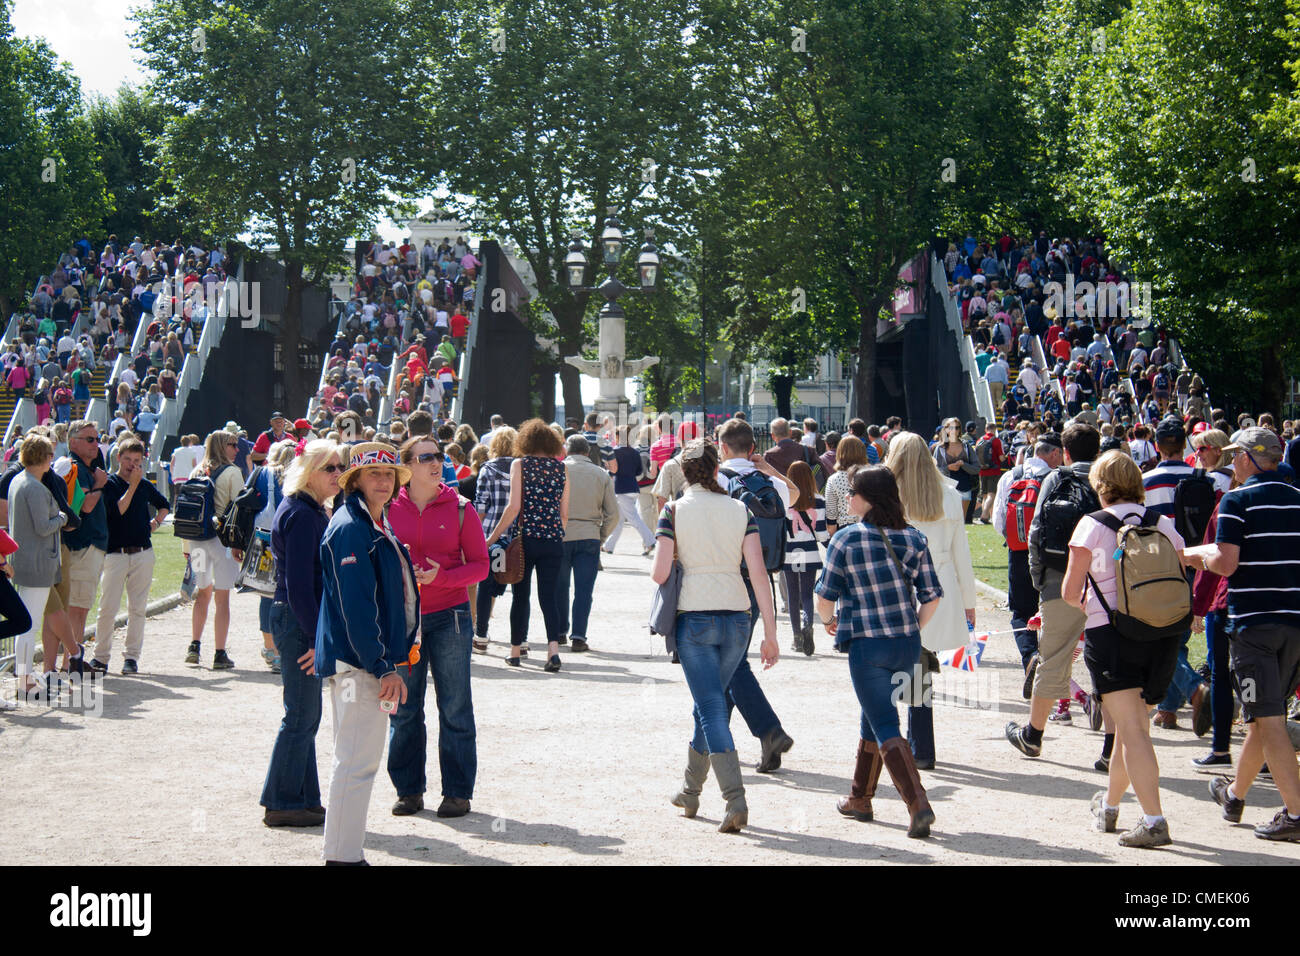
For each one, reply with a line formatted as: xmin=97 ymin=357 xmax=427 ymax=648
xmin=881 ymin=738 xmax=935 ymax=838
xmin=836 ymin=738 xmax=882 ymax=821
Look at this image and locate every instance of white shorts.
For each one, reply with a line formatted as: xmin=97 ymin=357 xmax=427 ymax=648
xmin=189 ymin=537 xmax=239 ymax=591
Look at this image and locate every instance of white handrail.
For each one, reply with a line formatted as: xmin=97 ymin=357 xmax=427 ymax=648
xmin=2 ymin=399 xmax=34 ymax=451
xmin=449 ymin=272 xmax=487 ymax=422
xmin=145 ymin=267 xmax=239 ymax=474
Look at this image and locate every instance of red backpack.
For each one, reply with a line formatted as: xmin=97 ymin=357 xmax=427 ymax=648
xmin=1004 ymin=469 xmax=1044 ymax=552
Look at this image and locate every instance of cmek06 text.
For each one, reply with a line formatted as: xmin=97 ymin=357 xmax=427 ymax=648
xmin=1126 ymin=892 xmax=1249 ymax=907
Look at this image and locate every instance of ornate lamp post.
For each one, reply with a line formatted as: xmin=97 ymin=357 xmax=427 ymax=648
xmin=562 ymin=209 xmax=661 ymax=425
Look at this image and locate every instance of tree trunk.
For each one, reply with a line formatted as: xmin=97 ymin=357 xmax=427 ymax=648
xmin=0 ymin=294 xmax=12 ymax=325
xmin=280 ymin=258 xmax=308 ymax=418
xmin=771 ymin=374 xmax=794 ymax=419
xmin=1261 ymin=341 xmax=1286 ymax=418
xmin=540 ymin=363 xmax=556 ymax=423
xmin=853 ymin=295 xmax=883 ymax=424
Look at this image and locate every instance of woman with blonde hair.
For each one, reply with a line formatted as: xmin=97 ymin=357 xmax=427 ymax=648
xmin=260 ymin=439 xmax=345 ymax=827
xmin=1189 ymin=429 xmax=1232 ymax=494
xmin=240 ymin=440 xmax=300 ymax=673
xmin=1062 ymin=450 xmax=1190 ymax=847
xmin=183 ymin=429 xmax=245 ymax=670
xmin=885 ymin=431 xmax=977 ymax=768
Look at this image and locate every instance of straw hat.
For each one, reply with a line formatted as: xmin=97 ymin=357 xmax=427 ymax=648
xmin=338 ymin=441 xmax=411 ymax=487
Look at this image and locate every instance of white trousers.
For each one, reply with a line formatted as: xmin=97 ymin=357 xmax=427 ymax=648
xmin=604 ymin=493 xmax=654 ymax=550
xmin=95 ymin=549 xmax=155 ymax=665
xmin=13 ymin=584 xmax=49 ymax=676
xmin=323 ymin=665 xmax=388 ymax=863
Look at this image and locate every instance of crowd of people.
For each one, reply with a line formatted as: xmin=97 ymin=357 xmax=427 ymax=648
xmin=5 ymin=234 xmax=228 ymax=466
xmin=6 ymin=229 xmax=1300 ymax=865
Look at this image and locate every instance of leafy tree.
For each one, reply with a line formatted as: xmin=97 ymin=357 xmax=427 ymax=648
xmin=87 ymin=87 xmax=192 ymax=243
xmin=1063 ymin=0 xmax=1300 ymax=413
xmin=134 ymin=0 xmax=423 ymax=413
xmin=0 ymin=0 xmax=109 ymax=318
xmin=700 ymin=0 xmax=1022 ymax=423
xmin=412 ymin=0 xmax=711 ymax=419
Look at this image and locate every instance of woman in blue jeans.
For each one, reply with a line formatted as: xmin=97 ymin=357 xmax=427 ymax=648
xmin=816 ymin=465 xmax=943 ymax=838
xmin=260 ymin=439 xmax=344 ymax=827
xmin=486 ymin=420 xmax=569 ymax=672
xmin=650 ymin=440 xmax=778 ymax=833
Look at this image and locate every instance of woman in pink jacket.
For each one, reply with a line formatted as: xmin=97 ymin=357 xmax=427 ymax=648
xmin=385 ymin=435 xmax=490 ymax=819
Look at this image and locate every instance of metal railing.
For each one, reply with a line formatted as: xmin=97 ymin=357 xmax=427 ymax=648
xmin=146 ymin=262 xmax=242 ymax=475
xmin=449 ymin=272 xmax=487 ymax=423
xmin=306 ymin=299 xmax=348 ymax=421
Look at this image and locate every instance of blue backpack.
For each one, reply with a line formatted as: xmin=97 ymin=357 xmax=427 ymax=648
xmin=173 ymin=464 xmax=233 ymax=541
xmin=719 ymin=468 xmax=787 ymax=573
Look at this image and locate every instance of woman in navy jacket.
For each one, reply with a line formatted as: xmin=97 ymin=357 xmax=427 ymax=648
xmin=260 ymin=439 xmax=344 ymax=828
xmin=316 ymin=442 xmax=419 ymax=866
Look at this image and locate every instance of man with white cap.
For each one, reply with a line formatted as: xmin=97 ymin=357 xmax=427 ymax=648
xmin=1193 ymin=427 xmax=1300 ymax=840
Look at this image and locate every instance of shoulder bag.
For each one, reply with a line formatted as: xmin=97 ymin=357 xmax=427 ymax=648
xmin=648 ymin=503 xmax=683 ymax=653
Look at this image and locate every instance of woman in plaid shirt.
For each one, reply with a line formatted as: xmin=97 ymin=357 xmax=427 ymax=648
xmin=815 ymin=466 xmax=943 ymax=838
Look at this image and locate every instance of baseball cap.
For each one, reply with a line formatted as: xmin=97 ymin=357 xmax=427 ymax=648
xmin=293 ymin=418 xmax=312 ymax=431
xmin=1154 ymin=418 xmax=1185 ymax=443
xmin=1191 ymin=421 xmax=1210 ymax=435
xmin=269 ymin=410 xmax=287 ymax=423
xmin=1036 ymin=433 xmax=1063 ymax=450
xmin=1224 ymin=427 xmax=1282 ymax=459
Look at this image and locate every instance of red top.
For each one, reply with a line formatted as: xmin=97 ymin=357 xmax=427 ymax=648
xmin=253 ymin=426 xmax=289 ymax=455
xmin=450 ymin=312 xmax=469 ymax=337
xmin=387 ymin=484 xmax=490 ymax=614
xmin=977 ymin=434 xmax=1004 ymax=477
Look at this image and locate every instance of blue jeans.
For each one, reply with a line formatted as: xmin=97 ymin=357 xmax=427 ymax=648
xmin=846 ymin=638 xmax=904 ymax=744
xmin=260 ymin=603 xmax=323 ymax=810
xmin=1157 ymin=629 xmax=1202 ymax=713
xmin=387 ymin=603 xmax=477 ymax=800
xmin=725 ymin=585 xmax=780 ymax=740
xmin=1007 ymin=549 xmax=1039 ymax=667
xmin=676 ymin=611 xmax=750 ymax=754
xmin=1205 ymin=610 xmax=1234 ymax=753
xmin=556 ymin=538 xmax=600 ymax=639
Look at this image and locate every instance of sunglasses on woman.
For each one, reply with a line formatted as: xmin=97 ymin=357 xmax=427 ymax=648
xmin=321 ymin=464 xmax=345 ymax=473
xmin=414 ymin=452 xmax=441 ymax=464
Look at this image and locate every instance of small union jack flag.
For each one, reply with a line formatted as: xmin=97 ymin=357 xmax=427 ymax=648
xmin=940 ymin=631 xmax=989 ymax=671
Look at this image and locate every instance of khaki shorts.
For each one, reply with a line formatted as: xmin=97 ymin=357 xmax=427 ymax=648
xmin=56 ymin=544 xmax=106 ymax=611
xmin=979 ymin=473 xmax=1000 ymax=495
xmin=1032 ymin=597 xmax=1088 ymax=700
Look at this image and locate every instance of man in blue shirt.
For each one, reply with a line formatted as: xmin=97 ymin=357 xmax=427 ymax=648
xmin=225 ymin=421 xmax=255 ymax=478
xmin=1197 ymin=428 xmax=1300 ymax=841
xmin=66 ymin=420 xmax=113 ymax=673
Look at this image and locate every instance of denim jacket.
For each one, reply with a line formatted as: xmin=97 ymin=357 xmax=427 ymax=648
xmin=315 ymin=491 xmax=419 ymax=681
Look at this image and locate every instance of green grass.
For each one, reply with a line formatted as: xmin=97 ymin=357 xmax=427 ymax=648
xmin=963 ymin=523 xmax=1206 ymax=668
xmin=965 ymin=523 xmax=1008 ymax=593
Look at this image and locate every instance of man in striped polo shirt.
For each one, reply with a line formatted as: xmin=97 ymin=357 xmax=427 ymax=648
xmin=1143 ymin=417 xmax=1210 ymax=731
xmin=1195 ymin=427 xmax=1300 ymax=841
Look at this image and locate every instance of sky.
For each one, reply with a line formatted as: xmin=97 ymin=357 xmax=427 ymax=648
xmin=9 ymin=0 xmax=605 ymax=407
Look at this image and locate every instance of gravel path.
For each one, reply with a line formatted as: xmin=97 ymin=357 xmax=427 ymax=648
xmin=1 ymin=538 xmax=1294 ymax=865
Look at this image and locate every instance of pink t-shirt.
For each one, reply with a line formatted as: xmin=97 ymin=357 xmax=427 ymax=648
xmin=1069 ymin=503 xmax=1185 ymax=630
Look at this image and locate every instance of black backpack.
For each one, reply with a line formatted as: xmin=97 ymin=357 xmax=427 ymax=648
xmin=173 ymin=464 xmax=233 ymax=541
xmin=719 ymin=467 xmax=787 ymax=572
xmin=974 ymin=436 xmax=994 ymax=470
xmin=1037 ymin=467 xmax=1102 ymax=571
xmin=1172 ymin=468 xmax=1217 ymax=546
xmin=219 ymin=466 xmax=270 ymax=551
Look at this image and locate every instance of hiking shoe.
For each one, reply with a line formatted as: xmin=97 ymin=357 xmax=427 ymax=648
xmin=756 ymin=727 xmax=794 ymax=773
xmin=1091 ymin=790 xmax=1118 ymax=832
xmin=1118 ymin=818 xmax=1172 ymax=848
xmin=472 ymin=639 xmax=488 ymax=655
xmin=185 ymin=641 xmax=201 ymax=665
xmin=1095 ymin=754 xmax=1111 ymax=773
xmin=120 ymin=659 xmax=138 ymax=675
xmin=1152 ymin=710 xmax=1178 ymax=730
xmin=1005 ymin=721 xmax=1042 ymax=757
xmin=1048 ymin=700 xmax=1072 ymax=724
xmin=1254 ymin=810 xmax=1300 ymax=842
xmin=1192 ymin=752 xmax=1232 ymax=772
xmin=1022 ymin=654 xmax=1039 ymax=700
xmin=261 ymin=647 xmax=281 ymax=673
xmin=570 ymin=638 xmax=589 ymax=653
xmin=392 ymin=795 xmax=424 ymax=816
xmin=212 ymin=649 xmax=235 ymax=671
xmin=1082 ymin=692 xmax=1104 ymax=731
xmin=1209 ymin=776 xmax=1244 ymax=823
xmin=1191 ymin=684 xmax=1212 ymax=738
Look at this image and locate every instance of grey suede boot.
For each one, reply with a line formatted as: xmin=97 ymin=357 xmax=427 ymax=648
xmin=709 ymin=750 xmax=749 ymax=833
xmin=670 ymin=747 xmax=710 ymax=818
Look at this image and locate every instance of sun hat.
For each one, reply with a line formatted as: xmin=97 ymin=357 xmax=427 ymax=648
xmin=338 ymin=441 xmax=411 ymax=487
